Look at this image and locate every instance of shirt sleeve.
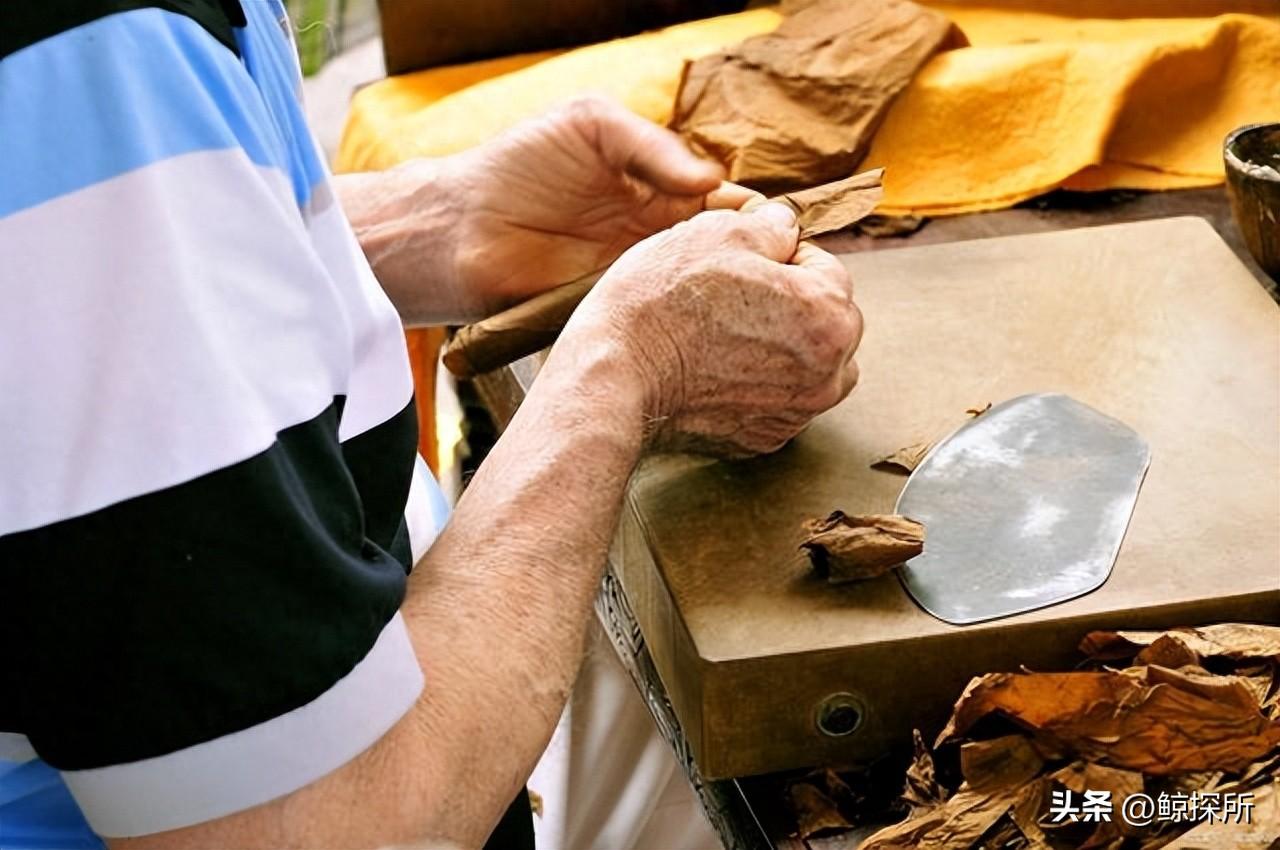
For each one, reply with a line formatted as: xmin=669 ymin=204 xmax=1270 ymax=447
xmin=0 ymin=3 xmax=425 ymax=838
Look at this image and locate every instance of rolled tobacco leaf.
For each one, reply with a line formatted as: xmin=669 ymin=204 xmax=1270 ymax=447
xmin=442 ymin=169 xmax=884 ymax=378
xmin=801 ymin=510 xmax=925 ymax=582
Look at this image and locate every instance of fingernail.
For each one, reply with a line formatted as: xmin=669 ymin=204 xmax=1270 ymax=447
xmin=754 ymin=202 xmax=797 ymax=228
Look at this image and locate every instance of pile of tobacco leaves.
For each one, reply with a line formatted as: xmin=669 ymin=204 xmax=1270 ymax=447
xmin=785 ymin=624 xmax=1280 ymax=849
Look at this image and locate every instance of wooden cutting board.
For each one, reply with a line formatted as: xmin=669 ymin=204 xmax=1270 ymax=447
xmin=614 ymin=217 xmax=1280 ymax=779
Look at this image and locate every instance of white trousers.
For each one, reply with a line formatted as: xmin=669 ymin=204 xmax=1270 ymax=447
xmin=528 ymin=622 xmax=722 ymax=850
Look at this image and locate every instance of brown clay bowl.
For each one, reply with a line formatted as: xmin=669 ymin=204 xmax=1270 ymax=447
xmin=1224 ymin=123 xmax=1280 ymax=281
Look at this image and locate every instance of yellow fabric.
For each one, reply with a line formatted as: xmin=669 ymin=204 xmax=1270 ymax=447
xmin=336 ymin=5 xmax=1280 ymax=216
xmin=866 ymin=8 xmax=1280 ymax=214
xmin=335 ymin=9 xmax=781 ymax=173
xmin=336 ymin=50 xmax=563 ymax=173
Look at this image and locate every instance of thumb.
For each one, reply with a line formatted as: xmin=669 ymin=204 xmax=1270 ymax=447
xmin=704 ymin=181 xmax=765 ymax=211
xmin=737 ymin=202 xmax=800 ymax=264
xmin=574 ymin=96 xmax=723 ymax=196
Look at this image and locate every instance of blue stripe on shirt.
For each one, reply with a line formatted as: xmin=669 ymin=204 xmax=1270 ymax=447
xmin=235 ymin=0 xmax=330 ymax=208
xmin=0 ymin=8 xmax=312 ymax=218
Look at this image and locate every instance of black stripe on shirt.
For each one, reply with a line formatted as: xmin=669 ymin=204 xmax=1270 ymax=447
xmin=342 ymin=396 xmax=419 ymax=568
xmin=2 ymin=0 xmax=246 ymax=60
xmin=0 ymin=398 xmax=415 ymax=770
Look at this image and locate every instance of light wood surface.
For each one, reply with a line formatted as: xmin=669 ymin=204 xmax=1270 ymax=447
xmin=616 ymin=217 xmax=1280 ymax=778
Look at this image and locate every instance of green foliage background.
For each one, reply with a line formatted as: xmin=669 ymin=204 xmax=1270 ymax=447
xmin=283 ymin=0 xmax=378 ymax=75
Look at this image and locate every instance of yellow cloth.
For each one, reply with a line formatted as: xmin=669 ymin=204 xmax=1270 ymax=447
xmin=336 ymin=4 xmax=1280 ymax=216
xmin=336 ymin=10 xmax=781 ymax=172
xmin=867 ymin=7 xmax=1280 ymax=214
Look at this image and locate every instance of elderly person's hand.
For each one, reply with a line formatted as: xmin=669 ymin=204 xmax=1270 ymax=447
xmin=452 ymin=95 xmax=739 ymax=309
xmin=135 ymin=94 xmax=862 ymax=850
xmin=340 ymin=95 xmax=760 ymax=323
xmin=567 ymin=200 xmax=862 ymax=457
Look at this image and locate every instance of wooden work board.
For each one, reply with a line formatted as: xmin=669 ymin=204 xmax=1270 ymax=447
xmin=613 ymin=216 xmax=1280 ymax=780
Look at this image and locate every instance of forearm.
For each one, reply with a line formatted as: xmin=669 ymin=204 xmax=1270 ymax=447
xmin=334 ymin=160 xmax=476 ymax=325
xmin=111 ymin=325 xmax=649 ymax=850
xmin=395 ymin=330 xmax=648 ymax=844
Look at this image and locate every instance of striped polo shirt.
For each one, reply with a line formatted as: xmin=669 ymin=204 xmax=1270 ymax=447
xmin=0 ymin=0 xmax=449 ymax=838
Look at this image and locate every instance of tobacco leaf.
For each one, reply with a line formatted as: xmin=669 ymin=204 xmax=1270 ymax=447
xmin=858 ymin=214 xmax=927 ymax=239
xmin=786 ymin=778 xmax=853 ymax=839
xmin=961 ymin=735 xmax=1045 ymax=793
xmin=1234 ymin=752 xmax=1280 ymax=792
xmin=872 ymin=440 xmax=935 ymax=474
xmin=873 ymin=403 xmax=992 ymax=474
xmin=979 ymin=818 xmax=1029 ymax=850
xmin=1050 ymin=762 xmax=1145 ymax=846
xmin=1159 ymin=779 xmax=1280 ymax=850
xmin=1080 ymin=624 xmax=1280 ymax=663
xmin=937 ymin=667 xmax=1280 ymax=775
xmin=1134 ymin=634 xmax=1203 ymax=670
xmin=847 ymin=625 xmax=1280 ymax=850
xmin=781 ymin=168 xmax=885 ymax=238
xmin=447 ymin=168 xmax=883 ymax=379
xmin=1233 ymin=664 xmax=1277 ymax=715
xmin=1007 ymin=777 xmax=1053 ymax=849
xmin=860 ymin=783 xmax=1027 ymax=850
xmin=905 ymin=729 xmax=949 ymax=814
xmin=670 ymin=0 xmax=965 ymax=189
xmin=1051 ymin=761 xmax=1144 ymax=802
xmin=800 ymin=511 xmax=925 ymax=582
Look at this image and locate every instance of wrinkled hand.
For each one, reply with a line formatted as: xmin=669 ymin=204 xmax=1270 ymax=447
xmin=568 ymin=203 xmax=863 ymax=458
xmin=451 ymin=95 xmax=744 ymax=314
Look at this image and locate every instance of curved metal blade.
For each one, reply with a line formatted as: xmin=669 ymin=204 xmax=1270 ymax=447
xmin=896 ymin=393 xmax=1151 ymax=625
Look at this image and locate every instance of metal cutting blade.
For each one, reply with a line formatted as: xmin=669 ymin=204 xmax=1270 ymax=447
xmin=896 ymin=393 xmax=1151 ymax=625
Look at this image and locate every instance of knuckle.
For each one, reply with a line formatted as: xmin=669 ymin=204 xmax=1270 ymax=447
xmin=806 ymin=313 xmax=854 ymax=365
xmin=848 ymin=301 xmax=865 ymax=346
xmin=795 ymin=377 xmax=841 ymax=414
xmin=817 ymin=379 xmax=846 ymax=410
xmin=565 ymin=93 xmax=609 ymax=117
xmin=559 ymin=94 xmax=615 ymax=132
xmin=720 ymin=211 xmax=772 ymax=247
xmin=686 ymin=210 xmax=758 ymax=253
xmin=829 ymin=262 xmax=854 ymax=294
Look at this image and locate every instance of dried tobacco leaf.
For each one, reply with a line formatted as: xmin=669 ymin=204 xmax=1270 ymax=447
xmin=961 ymin=735 xmax=1044 ymax=793
xmin=905 ymin=729 xmax=949 ymax=814
xmin=801 ymin=511 xmax=925 ymax=582
xmin=872 ymin=403 xmax=991 ymax=474
xmin=1007 ymin=777 xmax=1053 ymax=849
xmin=857 ymin=214 xmax=927 ymax=239
xmin=1235 ymin=664 xmax=1276 ymax=712
xmin=1134 ymin=634 xmax=1202 ymax=670
xmin=1229 ymin=752 xmax=1280 ymax=793
xmin=872 ymin=440 xmax=934 ymax=474
xmin=938 ymin=667 xmax=1280 ymax=776
xmin=1160 ymin=779 xmax=1280 ymax=849
xmin=858 ymin=624 xmax=1280 ymax=850
xmin=1050 ymin=762 xmax=1144 ymax=803
xmin=1051 ymin=762 xmax=1145 ymax=846
xmin=1080 ymin=624 xmax=1280 ymax=663
xmin=781 ymin=168 xmax=885 ymax=239
xmin=670 ymin=0 xmax=964 ymax=189
xmin=980 ymin=818 xmax=1030 ymax=850
xmin=786 ymin=779 xmax=852 ymax=839
xmin=860 ymin=783 xmax=1027 ymax=850
xmin=446 ymin=169 xmax=886 ymax=379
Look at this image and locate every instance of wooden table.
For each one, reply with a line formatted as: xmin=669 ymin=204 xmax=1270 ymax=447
xmin=471 ymin=187 xmax=1276 ymax=850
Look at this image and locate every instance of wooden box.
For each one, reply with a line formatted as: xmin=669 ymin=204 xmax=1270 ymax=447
xmin=613 ymin=218 xmax=1280 ymax=779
